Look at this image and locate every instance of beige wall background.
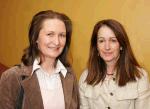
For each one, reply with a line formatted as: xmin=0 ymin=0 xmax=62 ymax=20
xmin=0 ymin=0 xmax=150 ymax=79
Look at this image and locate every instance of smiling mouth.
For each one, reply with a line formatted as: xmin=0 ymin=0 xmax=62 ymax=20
xmin=48 ymin=46 xmax=60 ymax=50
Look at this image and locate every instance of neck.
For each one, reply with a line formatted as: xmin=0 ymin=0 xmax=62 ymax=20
xmin=106 ymin=62 xmax=116 ymax=75
xmin=40 ymin=56 xmax=56 ymax=74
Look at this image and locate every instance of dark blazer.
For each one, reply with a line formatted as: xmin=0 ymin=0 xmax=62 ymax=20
xmin=0 ymin=64 xmax=79 ymax=109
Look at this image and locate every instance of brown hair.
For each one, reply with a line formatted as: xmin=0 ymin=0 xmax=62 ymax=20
xmin=86 ymin=19 xmax=141 ymax=86
xmin=21 ymin=10 xmax=72 ymax=67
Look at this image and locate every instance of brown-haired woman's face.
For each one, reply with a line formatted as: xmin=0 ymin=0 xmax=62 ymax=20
xmin=97 ymin=25 xmax=120 ymax=65
xmin=36 ymin=18 xmax=66 ymax=60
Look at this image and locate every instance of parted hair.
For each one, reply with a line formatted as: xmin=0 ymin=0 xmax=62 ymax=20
xmin=21 ymin=10 xmax=72 ymax=67
xmin=86 ymin=19 xmax=141 ymax=86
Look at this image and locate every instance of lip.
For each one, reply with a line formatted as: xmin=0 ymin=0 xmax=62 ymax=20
xmin=48 ymin=46 xmax=60 ymax=48
xmin=102 ymin=52 xmax=113 ymax=56
xmin=103 ymin=51 xmax=112 ymax=54
xmin=47 ymin=46 xmax=60 ymax=50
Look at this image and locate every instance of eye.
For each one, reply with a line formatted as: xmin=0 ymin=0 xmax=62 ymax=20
xmin=97 ymin=39 xmax=104 ymax=43
xmin=111 ymin=38 xmax=118 ymax=42
xmin=47 ymin=32 xmax=54 ymax=37
xmin=59 ymin=33 xmax=66 ymax=38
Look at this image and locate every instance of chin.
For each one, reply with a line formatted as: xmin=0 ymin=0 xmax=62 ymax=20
xmin=103 ymin=58 xmax=114 ymax=62
xmin=49 ymin=54 xmax=60 ymax=58
xmin=45 ymin=53 xmax=60 ymax=58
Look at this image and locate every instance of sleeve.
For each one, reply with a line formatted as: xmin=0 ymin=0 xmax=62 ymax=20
xmin=0 ymin=68 xmax=20 ymax=109
xmin=135 ymin=69 xmax=150 ymax=109
xmin=79 ymin=70 xmax=90 ymax=109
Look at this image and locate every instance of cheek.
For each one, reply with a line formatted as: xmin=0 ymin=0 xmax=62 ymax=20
xmin=37 ymin=39 xmax=47 ymax=51
xmin=113 ymin=46 xmax=120 ymax=55
xmin=97 ymin=46 xmax=103 ymax=54
xmin=38 ymin=37 xmax=49 ymax=45
xmin=37 ymin=43 xmax=43 ymax=52
xmin=61 ymin=38 xmax=66 ymax=46
xmin=116 ymin=48 xmax=120 ymax=55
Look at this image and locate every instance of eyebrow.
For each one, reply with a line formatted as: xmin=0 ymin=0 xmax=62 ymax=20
xmin=46 ymin=31 xmax=66 ymax=34
xmin=97 ymin=36 xmax=117 ymax=39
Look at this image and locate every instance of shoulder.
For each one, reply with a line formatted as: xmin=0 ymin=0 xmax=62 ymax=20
xmin=137 ymin=67 xmax=149 ymax=82
xmin=0 ymin=66 xmax=21 ymax=81
xmin=66 ymin=66 xmax=76 ymax=76
xmin=0 ymin=64 xmax=32 ymax=82
xmin=138 ymin=68 xmax=149 ymax=78
xmin=65 ymin=66 xmax=78 ymax=81
xmin=0 ymin=66 xmax=23 ymax=94
xmin=79 ymin=69 xmax=88 ymax=86
xmin=66 ymin=66 xmax=74 ymax=73
xmin=137 ymin=68 xmax=150 ymax=91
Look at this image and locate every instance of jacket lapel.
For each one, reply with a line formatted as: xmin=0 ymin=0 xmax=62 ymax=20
xmin=60 ymin=71 xmax=74 ymax=109
xmin=20 ymin=65 xmax=44 ymax=109
xmin=19 ymin=64 xmax=75 ymax=109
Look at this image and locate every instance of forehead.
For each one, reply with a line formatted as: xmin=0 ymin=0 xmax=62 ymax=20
xmin=41 ymin=18 xmax=66 ymax=32
xmin=97 ymin=25 xmax=116 ymax=38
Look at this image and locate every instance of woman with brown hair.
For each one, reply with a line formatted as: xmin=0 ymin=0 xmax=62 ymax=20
xmin=79 ymin=19 xmax=150 ymax=109
xmin=0 ymin=10 xmax=79 ymax=109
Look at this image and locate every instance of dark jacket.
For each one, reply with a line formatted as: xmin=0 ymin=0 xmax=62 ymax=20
xmin=0 ymin=64 xmax=79 ymax=109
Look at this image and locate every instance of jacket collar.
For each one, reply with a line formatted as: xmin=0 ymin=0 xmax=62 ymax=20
xmin=19 ymin=63 xmax=33 ymax=77
xmin=19 ymin=63 xmax=73 ymax=109
xmin=32 ymin=59 xmax=67 ymax=77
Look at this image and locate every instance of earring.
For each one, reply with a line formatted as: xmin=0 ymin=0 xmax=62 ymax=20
xmin=120 ymin=46 xmax=123 ymax=51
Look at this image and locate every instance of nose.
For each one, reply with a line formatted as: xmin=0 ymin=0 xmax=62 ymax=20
xmin=53 ymin=35 xmax=60 ymax=45
xmin=105 ymin=41 xmax=110 ymax=50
